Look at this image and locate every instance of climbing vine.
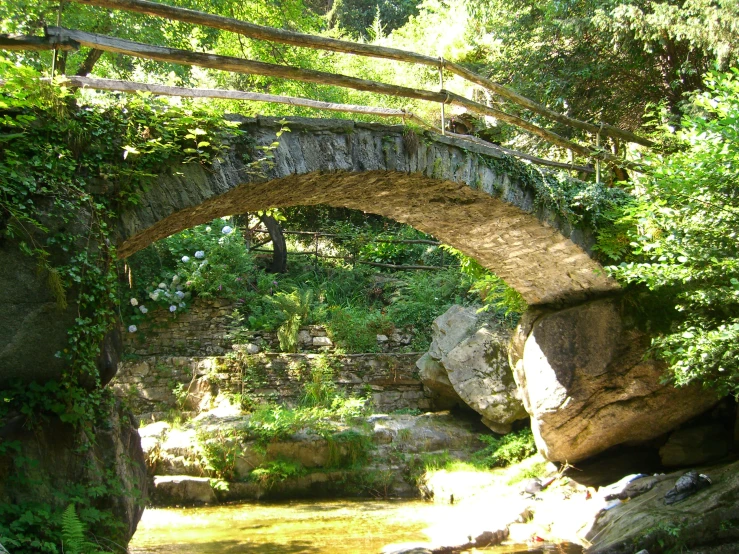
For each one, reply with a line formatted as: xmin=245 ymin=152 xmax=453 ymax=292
xmin=0 ymin=58 xmax=246 ymax=551
xmin=476 ymin=153 xmax=632 ymax=235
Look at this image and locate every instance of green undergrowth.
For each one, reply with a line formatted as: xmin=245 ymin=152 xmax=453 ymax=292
xmin=0 ymin=60 xmax=247 ymax=552
xmin=128 ymin=221 xmax=528 ymax=354
xmin=191 ymin=358 xmax=373 ymax=488
xmin=407 ymin=427 xmax=538 ymax=486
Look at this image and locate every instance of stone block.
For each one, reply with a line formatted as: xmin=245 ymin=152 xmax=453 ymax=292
xmin=312 ymin=336 xmax=333 ymax=347
xmin=152 ymin=476 xmax=216 ymax=505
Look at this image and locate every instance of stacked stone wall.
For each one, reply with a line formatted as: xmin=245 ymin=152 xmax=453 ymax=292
xmin=116 ymin=299 xmax=428 ymax=416
xmin=114 ymin=352 xmax=429 ymax=417
xmin=123 ymin=299 xmax=414 ymax=357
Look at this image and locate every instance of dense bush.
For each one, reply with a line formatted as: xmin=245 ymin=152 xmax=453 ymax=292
xmin=605 ymin=70 xmax=739 ymax=397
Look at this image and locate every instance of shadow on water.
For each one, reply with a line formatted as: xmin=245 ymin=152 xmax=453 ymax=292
xmin=131 ymin=539 xmax=320 ymax=553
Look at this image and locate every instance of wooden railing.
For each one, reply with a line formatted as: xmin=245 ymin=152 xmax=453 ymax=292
xmin=1 ymin=0 xmax=652 ymax=172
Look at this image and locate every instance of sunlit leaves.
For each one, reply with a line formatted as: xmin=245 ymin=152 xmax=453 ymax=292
xmin=606 ymin=70 xmax=739 ymax=396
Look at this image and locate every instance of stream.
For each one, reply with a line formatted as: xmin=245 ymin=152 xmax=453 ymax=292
xmin=128 ymin=499 xmax=584 ymax=553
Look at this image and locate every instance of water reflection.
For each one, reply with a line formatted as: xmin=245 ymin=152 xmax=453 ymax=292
xmin=129 ymin=500 xmax=583 ymax=554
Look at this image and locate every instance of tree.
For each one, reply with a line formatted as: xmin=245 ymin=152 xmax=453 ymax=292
xmin=461 ymin=0 xmax=739 ymax=143
xmin=327 ymin=0 xmax=421 ymax=39
xmin=607 ymin=69 xmax=739 ymax=396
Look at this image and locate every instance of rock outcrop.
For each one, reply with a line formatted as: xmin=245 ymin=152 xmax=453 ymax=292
xmin=417 ymin=305 xmax=527 ymax=433
xmin=0 ymin=399 xmax=148 ymax=545
xmin=509 ymin=298 xmax=721 ymax=462
xmin=142 ymin=411 xmax=486 ymax=505
xmin=659 ymin=423 xmax=732 ymax=467
xmin=587 ymin=460 xmax=739 ymax=553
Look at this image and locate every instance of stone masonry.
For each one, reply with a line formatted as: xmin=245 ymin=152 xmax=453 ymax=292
xmin=117 ymin=117 xmax=619 ymax=307
xmin=116 ymin=299 xmax=430 ymax=416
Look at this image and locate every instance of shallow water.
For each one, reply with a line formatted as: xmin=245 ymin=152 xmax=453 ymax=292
xmin=128 ymin=499 xmax=583 ymax=554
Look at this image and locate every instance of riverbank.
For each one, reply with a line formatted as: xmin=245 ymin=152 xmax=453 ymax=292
xmin=135 ymin=402 xmax=739 ymax=552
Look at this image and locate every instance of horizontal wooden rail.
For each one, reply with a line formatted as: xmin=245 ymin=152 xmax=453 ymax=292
xmin=68 ymin=0 xmax=653 ymax=147
xmin=0 ymin=34 xmax=79 ymax=51
xmin=55 ymin=76 xmax=594 ymax=173
xmin=359 ymin=261 xmax=446 ymax=271
xmin=46 ymin=27 xmax=625 ymax=165
xmin=254 ymin=228 xmax=444 ymax=245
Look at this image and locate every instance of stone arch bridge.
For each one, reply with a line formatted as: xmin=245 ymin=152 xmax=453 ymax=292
xmin=2 ymin=115 xmax=621 ymax=386
xmin=118 ymin=116 xmax=618 ymax=306
xmin=2 ymin=116 xmax=719 ymax=470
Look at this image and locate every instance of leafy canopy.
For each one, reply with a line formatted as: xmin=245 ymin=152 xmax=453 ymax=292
xmin=607 ymin=69 xmax=739 ymax=397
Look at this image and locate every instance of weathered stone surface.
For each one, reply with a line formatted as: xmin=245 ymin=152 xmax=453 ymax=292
xmin=118 ymin=117 xmax=619 ymax=306
xmin=510 ymin=298 xmax=721 ymax=462
xmin=416 ymin=352 xmax=461 ymax=407
xmin=444 ymin=327 xmax=527 ymax=433
xmin=0 ymin=400 xmax=148 ymax=545
xmin=419 ymin=306 xmax=525 ymax=431
xmin=116 ymin=350 xmax=431 ymax=416
xmin=0 ymin=241 xmax=78 ymax=386
xmin=587 ymin=460 xmax=739 ymax=553
xmin=312 ymin=336 xmax=333 ymax=347
xmin=659 ymin=424 xmax=731 ymax=467
xmin=427 ymin=305 xmax=479 ymax=361
xmin=152 ymin=476 xmax=216 ymax=505
xmin=142 ymin=411 xmax=485 ymax=505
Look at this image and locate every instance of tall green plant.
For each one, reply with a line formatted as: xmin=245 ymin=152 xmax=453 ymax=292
xmin=606 ymin=69 xmax=739 ymax=396
xmin=270 ymin=289 xmax=313 ymax=352
xmin=60 ymin=505 xmax=105 ymax=554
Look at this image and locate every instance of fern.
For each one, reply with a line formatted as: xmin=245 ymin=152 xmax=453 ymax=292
xmin=60 ymin=504 xmax=105 ymax=554
xmin=271 ymin=289 xmax=313 ymax=353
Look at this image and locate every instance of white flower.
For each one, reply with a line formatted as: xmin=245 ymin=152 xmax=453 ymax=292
xmin=195 ymin=250 xmax=205 ymax=259
xmin=172 ymin=275 xmax=180 ymax=285
xmin=179 ymin=302 xmax=186 ymax=308
xmin=181 ymin=255 xmax=190 ymax=263
xmin=158 ymin=282 xmax=166 ymax=289
xmin=175 ymin=290 xmax=185 ymax=299
xmin=169 ymin=305 xmax=177 ymax=312
xmin=221 ymin=225 xmax=233 ymax=234
xmin=205 ymin=226 xmax=212 ymax=232
xmin=130 ymin=298 xmax=138 ymax=306
xmin=139 ymin=305 xmax=148 ymax=314
xmin=149 ymin=291 xmax=160 ymax=301
xmin=128 ymin=325 xmax=137 ymax=333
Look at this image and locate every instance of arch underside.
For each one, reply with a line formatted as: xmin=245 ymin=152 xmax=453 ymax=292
xmin=118 ymin=118 xmax=619 ymax=306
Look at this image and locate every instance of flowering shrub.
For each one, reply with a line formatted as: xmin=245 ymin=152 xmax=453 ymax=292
xmin=125 ymin=217 xmax=260 ymax=330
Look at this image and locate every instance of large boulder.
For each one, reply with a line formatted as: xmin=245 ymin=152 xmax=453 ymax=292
xmin=509 ymin=298 xmax=720 ymax=462
xmin=417 ymin=305 xmax=526 ymax=433
xmin=587 ymin=459 xmax=739 ymax=553
xmin=0 ymin=399 xmax=148 ymax=546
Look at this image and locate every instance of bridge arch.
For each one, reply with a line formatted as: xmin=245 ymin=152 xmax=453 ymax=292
xmin=118 ymin=117 xmax=618 ymax=306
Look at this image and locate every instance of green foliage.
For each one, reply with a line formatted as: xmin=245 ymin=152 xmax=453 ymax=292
xmin=471 ymin=428 xmax=537 ymax=468
xmin=385 ymin=269 xmax=470 ymax=347
xmin=301 ymin=355 xmax=338 ymax=407
xmin=328 ymin=0 xmax=420 ymax=39
xmin=325 ymin=430 xmax=373 ymax=468
xmin=271 ymin=289 xmax=314 ymax=353
xmin=60 ymin=505 xmax=105 ymax=554
xmin=440 ymin=246 xmax=527 ymax=325
xmin=250 ymin=459 xmax=306 ymax=488
xmin=605 ymin=70 xmax=739 ymax=396
xmin=635 ymin=520 xmax=688 ymax=553
xmin=196 ymin=428 xmax=243 ymax=482
xmin=463 ymin=0 xmax=739 ymax=143
xmin=326 ymin=306 xmax=393 ymax=352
